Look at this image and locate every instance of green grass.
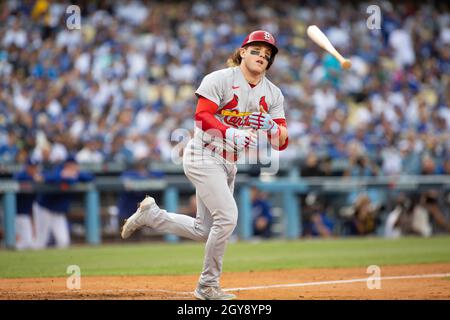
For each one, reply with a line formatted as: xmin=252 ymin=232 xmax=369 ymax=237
xmin=1 ymin=236 xmax=450 ymax=278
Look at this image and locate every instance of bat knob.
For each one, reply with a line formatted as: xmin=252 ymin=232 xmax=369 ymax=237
xmin=341 ymin=59 xmax=352 ymax=70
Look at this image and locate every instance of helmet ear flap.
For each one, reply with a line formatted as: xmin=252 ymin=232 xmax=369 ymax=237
xmin=266 ymin=55 xmax=276 ymax=70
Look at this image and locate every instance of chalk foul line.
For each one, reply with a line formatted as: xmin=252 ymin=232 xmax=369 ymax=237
xmin=223 ymin=272 xmax=450 ymax=292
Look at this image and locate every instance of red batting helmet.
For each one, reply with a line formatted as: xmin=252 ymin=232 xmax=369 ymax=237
xmin=241 ymin=30 xmax=278 ymax=69
xmin=241 ymin=30 xmax=278 ymax=55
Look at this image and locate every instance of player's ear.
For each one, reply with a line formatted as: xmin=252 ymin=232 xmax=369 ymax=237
xmin=239 ymin=47 xmax=246 ymax=59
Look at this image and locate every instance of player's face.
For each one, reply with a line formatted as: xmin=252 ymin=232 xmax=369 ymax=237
xmin=241 ymin=44 xmax=272 ymax=73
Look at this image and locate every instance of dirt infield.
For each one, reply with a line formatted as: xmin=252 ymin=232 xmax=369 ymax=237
xmin=1 ymin=263 xmax=449 ymax=300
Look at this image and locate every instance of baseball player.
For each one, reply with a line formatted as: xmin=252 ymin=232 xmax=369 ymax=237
xmin=34 ymin=156 xmax=94 ymax=249
xmin=121 ymin=30 xmax=288 ymax=300
xmin=14 ymin=158 xmax=43 ymax=250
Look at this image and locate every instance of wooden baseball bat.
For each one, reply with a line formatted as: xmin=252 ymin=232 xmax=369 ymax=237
xmin=306 ymin=25 xmax=352 ymax=69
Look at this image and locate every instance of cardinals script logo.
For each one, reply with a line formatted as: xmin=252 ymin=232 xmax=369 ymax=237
xmin=220 ymin=96 xmax=268 ymax=128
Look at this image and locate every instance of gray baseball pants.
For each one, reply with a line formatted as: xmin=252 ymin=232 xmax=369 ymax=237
xmin=148 ymin=139 xmax=238 ymax=287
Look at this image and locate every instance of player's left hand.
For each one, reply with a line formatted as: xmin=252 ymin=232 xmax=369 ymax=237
xmin=248 ymin=112 xmax=279 ymax=135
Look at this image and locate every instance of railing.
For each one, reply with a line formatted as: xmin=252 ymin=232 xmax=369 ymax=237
xmin=2 ymin=174 xmax=450 ymax=248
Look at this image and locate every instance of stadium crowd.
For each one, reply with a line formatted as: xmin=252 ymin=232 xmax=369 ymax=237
xmin=0 ymin=0 xmax=449 ymax=174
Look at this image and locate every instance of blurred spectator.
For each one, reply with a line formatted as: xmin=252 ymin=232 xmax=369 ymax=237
xmin=399 ymin=131 xmax=422 ymax=175
xmin=251 ymin=187 xmax=274 ymax=239
xmin=0 ymin=131 xmax=19 ymax=163
xmin=344 ymin=150 xmax=380 ymax=178
xmin=322 ymin=54 xmax=342 ymax=89
xmin=384 ymin=193 xmax=409 ymax=239
xmin=303 ymin=193 xmax=334 ymax=238
xmin=420 ymin=154 xmax=439 ymax=175
xmin=389 ymin=27 xmax=416 ymax=67
xmin=14 ymin=158 xmax=43 ymax=250
xmin=347 ymin=194 xmax=379 ymax=236
xmin=420 ymin=190 xmax=450 ymax=233
xmin=300 ymin=152 xmax=324 ymax=177
xmin=313 ymin=81 xmax=337 ymax=122
xmin=381 ymin=146 xmax=403 ymax=176
xmin=320 ymin=156 xmax=336 ymax=177
xmin=104 ymin=133 xmax=134 ymax=163
xmin=385 ymin=192 xmax=450 ymax=238
xmin=345 ymin=153 xmax=381 ymax=191
xmin=76 ymin=135 xmax=105 ymax=164
xmin=416 ymin=154 xmax=450 ymax=234
xmin=34 ymin=156 xmax=94 ymax=249
xmin=440 ymin=158 xmax=450 ymax=175
xmin=344 ymin=147 xmax=383 ymax=207
xmin=2 ymin=17 xmax=27 ymax=49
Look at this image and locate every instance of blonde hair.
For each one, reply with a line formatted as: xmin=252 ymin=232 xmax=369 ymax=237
xmin=226 ymin=49 xmax=242 ymax=68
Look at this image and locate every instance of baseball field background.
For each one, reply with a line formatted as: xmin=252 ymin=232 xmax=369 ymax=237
xmin=1 ymin=236 xmax=449 ymax=299
xmin=1 ymin=0 xmax=450 ymax=301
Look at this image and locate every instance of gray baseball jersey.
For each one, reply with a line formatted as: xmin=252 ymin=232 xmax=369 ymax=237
xmin=194 ymin=66 xmax=286 ymax=155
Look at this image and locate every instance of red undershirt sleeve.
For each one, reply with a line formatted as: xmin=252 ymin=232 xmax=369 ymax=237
xmin=269 ymin=118 xmax=289 ymax=151
xmin=194 ymin=96 xmax=229 ymax=137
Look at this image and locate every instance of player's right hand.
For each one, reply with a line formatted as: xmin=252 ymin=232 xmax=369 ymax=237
xmin=225 ymin=127 xmax=257 ymax=150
